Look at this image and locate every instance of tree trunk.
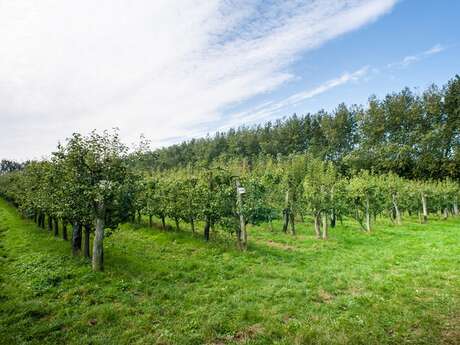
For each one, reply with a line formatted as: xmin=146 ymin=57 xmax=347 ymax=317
xmin=236 ymin=179 xmax=247 ymax=250
xmin=47 ymin=215 xmax=53 ymax=231
xmin=174 ymin=218 xmax=180 ymax=231
xmin=314 ymin=213 xmax=321 ymax=239
xmin=393 ymin=194 xmax=401 ymax=225
xmin=71 ymin=222 xmax=82 ymax=256
xmin=53 ymin=217 xmax=59 ymax=237
xmin=321 ymin=212 xmax=328 ymax=240
xmin=92 ymin=215 xmax=104 ymax=272
xmin=282 ymin=190 xmax=289 ymax=233
xmin=84 ymin=224 xmax=91 ymax=259
xmin=137 ymin=210 xmax=141 ymax=224
xmin=161 ymin=216 xmax=166 ymax=230
xmin=282 ymin=209 xmax=289 ymax=233
xmin=421 ymin=193 xmax=428 ymax=224
xmin=443 ymin=208 xmax=448 ymax=220
xmin=204 ymin=218 xmax=210 ymax=241
xmin=62 ymin=220 xmax=68 ymax=241
xmin=365 ymin=196 xmax=371 ymax=232
xmin=149 ymin=215 xmax=153 ymax=228
xmin=289 ymin=212 xmax=296 ymax=235
xmin=330 ymin=209 xmax=336 ymax=228
xmin=190 ymin=217 xmax=195 ymax=233
xmin=454 ymin=199 xmax=459 ymax=216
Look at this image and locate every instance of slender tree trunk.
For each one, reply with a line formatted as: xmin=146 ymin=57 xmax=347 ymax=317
xmin=236 ymin=179 xmax=247 ymax=250
xmin=190 ymin=217 xmax=195 ymax=233
xmin=137 ymin=210 xmax=141 ymax=224
xmin=71 ymin=222 xmax=82 ymax=256
xmin=204 ymin=217 xmax=210 ymax=242
xmin=454 ymin=198 xmax=459 ymax=216
xmin=92 ymin=202 xmax=105 ymax=271
xmin=149 ymin=215 xmax=153 ymax=228
xmin=299 ymin=213 xmax=305 ymax=223
xmin=388 ymin=209 xmax=395 ymax=224
xmin=47 ymin=215 xmax=52 ymax=231
xmin=161 ymin=216 xmax=166 ymax=230
xmin=53 ymin=217 xmax=59 ymax=237
xmin=282 ymin=209 xmax=289 ymax=233
xmin=84 ymin=224 xmax=91 ymax=259
xmin=62 ymin=220 xmax=68 ymax=241
xmin=92 ymin=215 xmax=104 ymax=272
xmin=421 ymin=193 xmax=428 ymax=224
xmin=174 ymin=218 xmax=180 ymax=231
xmin=393 ymin=194 xmax=401 ymax=225
xmin=269 ymin=217 xmax=274 ymax=232
xmin=443 ymin=208 xmax=449 ymax=220
xmin=314 ymin=213 xmax=321 ymax=239
xmin=282 ymin=190 xmax=290 ymax=233
xmin=321 ymin=212 xmax=328 ymax=240
xmin=365 ymin=196 xmax=371 ymax=232
xmin=330 ymin=209 xmax=336 ymax=228
xmin=289 ymin=212 xmax=296 ymax=235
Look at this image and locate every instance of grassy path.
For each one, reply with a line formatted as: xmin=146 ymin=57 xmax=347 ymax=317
xmin=0 ymin=199 xmax=459 ymax=344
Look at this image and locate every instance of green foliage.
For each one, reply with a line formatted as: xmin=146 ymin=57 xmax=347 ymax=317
xmin=347 ymin=171 xmax=386 ymax=231
xmin=302 ymin=158 xmax=339 ymax=216
xmin=145 ymin=76 xmax=460 ymax=181
xmin=1 ymin=77 xmax=460 ymax=266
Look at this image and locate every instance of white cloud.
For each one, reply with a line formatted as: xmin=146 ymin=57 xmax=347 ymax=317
xmin=0 ymin=0 xmax=397 ymax=159
xmin=387 ymin=44 xmax=446 ymax=68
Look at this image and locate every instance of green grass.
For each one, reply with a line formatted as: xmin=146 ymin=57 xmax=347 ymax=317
xmin=0 ymin=199 xmax=459 ymax=345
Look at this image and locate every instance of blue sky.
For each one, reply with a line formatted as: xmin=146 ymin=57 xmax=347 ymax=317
xmin=218 ymin=0 xmax=460 ymax=130
xmin=0 ymin=0 xmax=459 ymax=159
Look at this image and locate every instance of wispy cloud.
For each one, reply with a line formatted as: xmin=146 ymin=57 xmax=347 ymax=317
xmin=218 ymin=66 xmax=370 ymax=131
xmin=387 ymin=44 xmax=446 ymax=68
xmin=0 ymin=0 xmax=398 ymax=159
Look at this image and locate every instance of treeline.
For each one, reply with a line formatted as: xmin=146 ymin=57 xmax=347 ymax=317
xmin=1 ymin=141 xmax=459 ymax=272
xmin=0 ymin=159 xmax=25 ymax=174
xmin=148 ymin=76 xmax=460 ymax=180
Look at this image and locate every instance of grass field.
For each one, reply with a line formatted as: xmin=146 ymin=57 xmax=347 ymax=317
xmin=0 ymin=198 xmax=459 ymax=345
